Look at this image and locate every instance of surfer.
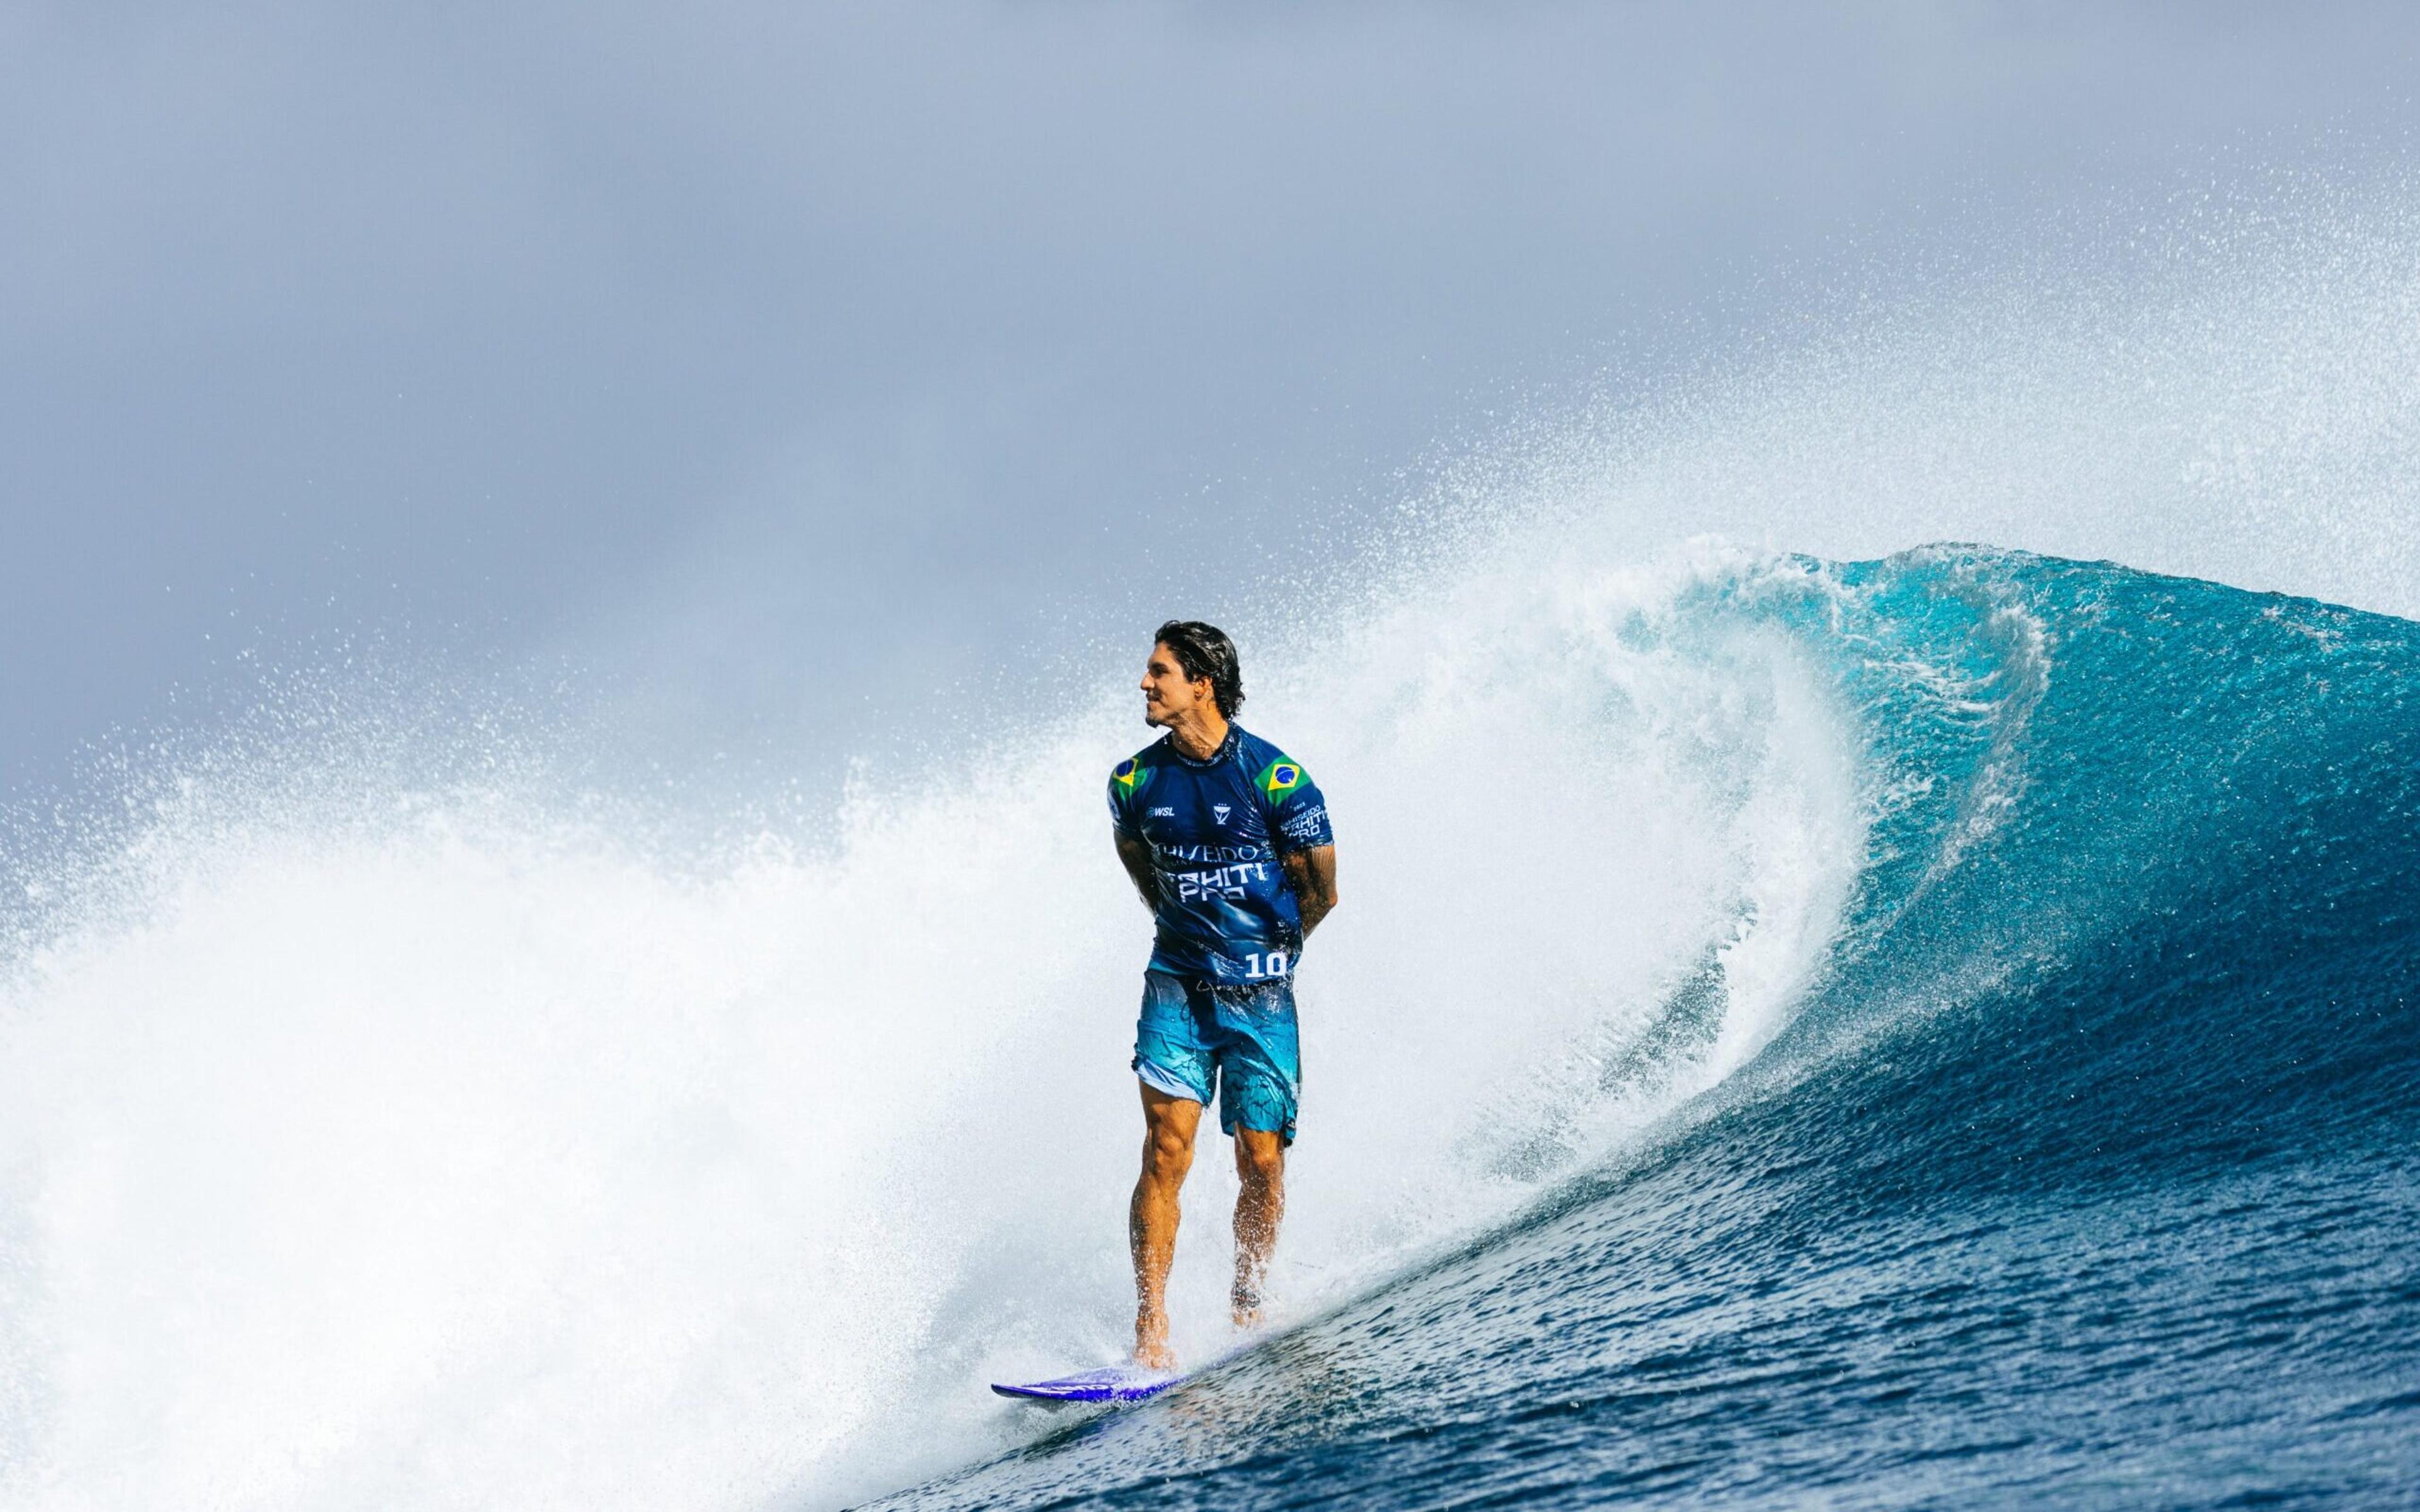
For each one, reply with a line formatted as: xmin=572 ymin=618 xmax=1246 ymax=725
xmin=1108 ymin=622 xmax=1339 ymax=1371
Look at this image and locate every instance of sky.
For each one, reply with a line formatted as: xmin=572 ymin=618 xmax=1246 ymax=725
xmin=6 ymin=1 xmax=2419 ymax=801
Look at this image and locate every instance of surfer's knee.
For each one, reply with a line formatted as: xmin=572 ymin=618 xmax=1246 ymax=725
xmin=1142 ymin=1122 xmax=1195 ymax=1183
xmin=1233 ymin=1130 xmax=1285 ymax=1188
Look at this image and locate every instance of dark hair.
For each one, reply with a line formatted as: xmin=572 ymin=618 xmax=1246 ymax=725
xmin=1153 ymin=620 xmax=1245 ymax=718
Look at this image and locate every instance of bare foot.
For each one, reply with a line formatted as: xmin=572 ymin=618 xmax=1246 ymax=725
xmin=1134 ymin=1315 xmax=1177 ymax=1372
xmin=1230 ymin=1283 xmax=1264 ymax=1332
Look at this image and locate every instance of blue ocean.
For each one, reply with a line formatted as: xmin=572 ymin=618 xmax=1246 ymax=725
xmin=5 ymin=542 xmax=2417 ymax=1509
xmin=873 ymin=547 xmax=2420 ymax=1508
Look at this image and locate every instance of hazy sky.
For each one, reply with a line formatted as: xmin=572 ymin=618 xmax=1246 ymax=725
xmin=6 ymin=2 xmax=2419 ymax=797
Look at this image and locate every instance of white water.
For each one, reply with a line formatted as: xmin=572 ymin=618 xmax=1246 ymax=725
xmin=8 ymin=176 xmax=2420 ymax=1512
xmin=0 ymin=538 xmax=1863 ymax=1511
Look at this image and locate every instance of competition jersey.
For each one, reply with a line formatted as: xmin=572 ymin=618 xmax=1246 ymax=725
xmin=1107 ymin=725 xmax=1335 ymax=985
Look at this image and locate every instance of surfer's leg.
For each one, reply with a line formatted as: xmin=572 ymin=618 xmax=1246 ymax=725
xmin=1211 ymin=978 xmax=1299 ymax=1328
xmin=1131 ymin=1083 xmax=1202 ymax=1370
xmin=1230 ymin=1126 xmax=1286 ymax=1327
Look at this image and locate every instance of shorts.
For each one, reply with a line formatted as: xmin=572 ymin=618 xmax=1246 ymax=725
xmin=1132 ymin=968 xmax=1301 ymax=1143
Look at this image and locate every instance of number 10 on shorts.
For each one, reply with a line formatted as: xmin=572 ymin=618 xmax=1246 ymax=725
xmin=1243 ymin=950 xmax=1289 ymax=979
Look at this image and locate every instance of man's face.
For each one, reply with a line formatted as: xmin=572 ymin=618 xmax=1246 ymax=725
xmin=1141 ymin=643 xmax=1213 ymax=728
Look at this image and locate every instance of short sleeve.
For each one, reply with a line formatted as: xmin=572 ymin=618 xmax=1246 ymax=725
xmin=1253 ymin=752 xmax=1332 ymax=852
xmin=1108 ymin=757 xmax=1151 ymax=839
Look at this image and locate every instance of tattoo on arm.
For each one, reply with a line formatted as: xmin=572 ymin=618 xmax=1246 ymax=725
xmin=1114 ymin=832 xmax=1159 ymax=912
xmin=1281 ymin=845 xmax=1339 ymax=937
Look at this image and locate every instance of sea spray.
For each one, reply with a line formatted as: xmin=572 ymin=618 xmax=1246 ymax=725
xmin=0 ymin=544 xmax=1862 ymax=1510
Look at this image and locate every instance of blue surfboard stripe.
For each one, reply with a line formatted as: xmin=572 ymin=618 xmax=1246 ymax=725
xmin=991 ymin=1366 xmax=1180 ymax=1404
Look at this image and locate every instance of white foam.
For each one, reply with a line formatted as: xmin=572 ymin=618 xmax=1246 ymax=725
xmin=0 ymin=538 xmax=1860 ymax=1511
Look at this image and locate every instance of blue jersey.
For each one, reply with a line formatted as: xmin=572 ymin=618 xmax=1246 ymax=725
xmin=1108 ymin=726 xmax=1335 ymax=985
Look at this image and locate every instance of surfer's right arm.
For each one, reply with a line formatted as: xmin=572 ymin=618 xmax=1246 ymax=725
xmin=1108 ymin=756 xmax=1161 ymax=912
xmin=1114 ymin=832 xmax=1158 ymax=911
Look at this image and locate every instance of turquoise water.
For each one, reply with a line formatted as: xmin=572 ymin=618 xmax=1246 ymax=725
xmin=882 ymin=548 xmax=2420 ymax=1508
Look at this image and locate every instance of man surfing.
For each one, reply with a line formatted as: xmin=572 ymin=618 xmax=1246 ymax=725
xmin=1109 ymin=622 xmax=1338 ymax=1371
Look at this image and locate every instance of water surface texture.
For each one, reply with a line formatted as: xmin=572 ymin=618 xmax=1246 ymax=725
xmin=882 ymin=548 xmax=2420 ymax=1508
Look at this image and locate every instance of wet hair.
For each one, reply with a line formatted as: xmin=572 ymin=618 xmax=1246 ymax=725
xmin=1153 ymin=620 xmax=1245 ymax=719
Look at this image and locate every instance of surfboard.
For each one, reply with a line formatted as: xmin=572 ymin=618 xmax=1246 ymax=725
xmin=990 ymin=1365 xmax=1182 ymax=1405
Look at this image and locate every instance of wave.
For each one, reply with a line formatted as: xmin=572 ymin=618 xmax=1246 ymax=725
xmin=887 ymin=546 xmax=2420 ymax=1509
xmin=6 ymin=543 xmax=2417 ymax=1509
xmin=0 ymin=534 xmax=1864 ymax=1509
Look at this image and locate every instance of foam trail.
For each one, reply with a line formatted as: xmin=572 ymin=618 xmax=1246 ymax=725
xmin=0 ymin=536 xmax=1861 ymax=1510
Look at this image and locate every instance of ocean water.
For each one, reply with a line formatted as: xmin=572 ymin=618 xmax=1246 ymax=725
xmin=882 ymin=547 xmax=2420 ymax=1508
xmin=5 ymin=531 xmax=2417 ymax=1509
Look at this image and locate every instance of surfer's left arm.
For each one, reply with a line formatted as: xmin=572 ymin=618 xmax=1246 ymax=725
xmin=1281 ymin=845 xmax=1338 ymax=937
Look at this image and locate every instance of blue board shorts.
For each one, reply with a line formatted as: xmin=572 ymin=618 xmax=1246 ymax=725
xmin=1132 ymin=968 xmax=1301 ymax=1143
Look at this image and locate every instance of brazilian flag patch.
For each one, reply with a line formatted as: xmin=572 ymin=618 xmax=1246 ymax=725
xmin=1256 ymin=757 xmax=1305 ymax=801
xmin=1114 ymin=758 xmax=1155 ymax=799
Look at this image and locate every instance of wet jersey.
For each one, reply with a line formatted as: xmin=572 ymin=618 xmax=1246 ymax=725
xmin=1107 ymin=726 xmax=1334 ymax=985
